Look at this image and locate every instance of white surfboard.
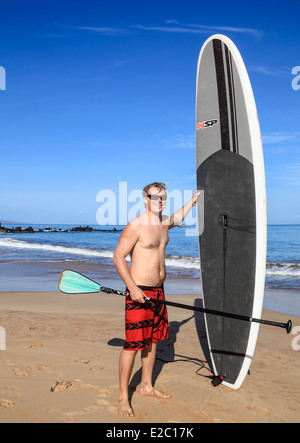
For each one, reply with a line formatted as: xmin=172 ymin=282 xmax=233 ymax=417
xmin=196 ymin=35 xmax=267 ymax=389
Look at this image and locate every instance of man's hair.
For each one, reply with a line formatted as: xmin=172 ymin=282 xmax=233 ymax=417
xmin=143 ymin=182 xmax=167 ymax=197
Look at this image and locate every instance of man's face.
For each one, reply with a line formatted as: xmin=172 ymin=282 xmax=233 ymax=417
xmin=145 ymin=187 xmax=167 ymax=214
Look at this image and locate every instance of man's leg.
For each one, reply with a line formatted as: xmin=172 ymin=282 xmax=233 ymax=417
xmin=118 ymin=349 xmax=137 ymax=417
xmin=140 ymin=342 xmax=171 ymax=399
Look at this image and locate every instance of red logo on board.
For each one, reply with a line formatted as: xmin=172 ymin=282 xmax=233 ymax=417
xmin=197 ymin=119 xmax=218 ymax=130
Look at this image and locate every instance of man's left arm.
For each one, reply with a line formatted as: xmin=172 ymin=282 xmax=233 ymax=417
xmin=169 ymin=190 xmax=200 ymax=229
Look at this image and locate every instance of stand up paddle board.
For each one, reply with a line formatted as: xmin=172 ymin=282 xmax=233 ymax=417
xmin=196 ymin=35 xmax=267 ymax=390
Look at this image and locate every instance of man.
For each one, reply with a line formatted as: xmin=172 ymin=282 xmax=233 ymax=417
xmin=113 ymin=182 xmax=200 ymax=417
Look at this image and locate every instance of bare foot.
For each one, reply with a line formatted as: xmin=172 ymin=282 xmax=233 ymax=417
xmin=117 ymin=398 xmax=135 ymax=417
xmin=139 ymin=385 xmax=171 ymax=399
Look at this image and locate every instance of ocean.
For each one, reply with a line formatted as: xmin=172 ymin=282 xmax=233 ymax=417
xmin=0 ymin=224 xmax=299 ymax=316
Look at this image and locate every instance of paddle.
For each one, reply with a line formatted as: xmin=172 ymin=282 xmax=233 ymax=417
xmin=58 ymin=270 xmax=292 ymax=334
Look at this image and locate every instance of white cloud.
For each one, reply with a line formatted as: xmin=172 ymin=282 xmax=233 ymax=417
xmin=62 ymin=20 xmax=262 ymax=39
xmin=251 ymin=65 xmax=290 ymax=77
xmin=262 ymin=132 xmax=300 ymax=145
xmin=287 ymin=161 xmax=300 ymax=186
xmin=59 ymin=24 xmax=128 ymax=36
xmin=133 ymin=21 xmax=262 ymax=38
xmin=159 ymin=133 xmax=195 ymax=150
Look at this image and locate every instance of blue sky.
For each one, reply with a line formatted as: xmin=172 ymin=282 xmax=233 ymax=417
xmin=0 ymin=0 xmax=299 ymax=225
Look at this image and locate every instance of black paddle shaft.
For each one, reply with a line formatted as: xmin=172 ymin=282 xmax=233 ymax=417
xmin=100 ymin=286 xmax=292 ymax=334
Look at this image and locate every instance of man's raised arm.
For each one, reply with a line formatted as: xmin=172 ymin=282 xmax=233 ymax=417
xmin=169 ymin=190 xmax=200 ymax=229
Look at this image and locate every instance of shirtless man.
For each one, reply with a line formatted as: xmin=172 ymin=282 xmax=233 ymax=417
xmin=113 ymin=182 xmax=200 ymax=417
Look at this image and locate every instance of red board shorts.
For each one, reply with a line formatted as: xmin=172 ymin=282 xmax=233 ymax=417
xmin=124 ymin=286 xmax=169 ymax=351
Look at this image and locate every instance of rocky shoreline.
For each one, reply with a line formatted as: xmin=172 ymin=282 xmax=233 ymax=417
xmin=0 ymin=224 xmax=122 ymax=234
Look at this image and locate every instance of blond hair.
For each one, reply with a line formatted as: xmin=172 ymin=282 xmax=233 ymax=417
xmin=143 ymin=182 xmax=167 ymax=197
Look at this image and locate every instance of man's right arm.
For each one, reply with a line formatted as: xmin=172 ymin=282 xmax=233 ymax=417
xmin=113 ymin=222 xmax=145 ymax=304
xmin=169 ymin=190 xmax=200 ymax=229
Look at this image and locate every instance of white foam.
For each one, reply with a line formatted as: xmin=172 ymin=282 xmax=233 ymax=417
xmin=1 ymin=238 xmax=299 ymax=277
xmin=266 ymin=262 xmax=300 ymax=277
xmin=0 ymin=238 xmax=201 ymax=270
xmin=166 ymin=255 xmax=200 ymax=270
xmin=0 ymin=238 xmax=114 ymax=259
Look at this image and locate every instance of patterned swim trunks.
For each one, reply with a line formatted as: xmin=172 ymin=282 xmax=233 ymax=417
xmin=124 ymin=286 xmax=169 ymax=351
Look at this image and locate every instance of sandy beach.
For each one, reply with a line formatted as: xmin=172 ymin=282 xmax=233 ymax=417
xmin=0 ymin=290 xmax=299 ymax=423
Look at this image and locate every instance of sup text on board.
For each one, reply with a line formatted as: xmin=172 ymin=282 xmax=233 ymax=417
xmin=291 ymin=66 xmax=300 ymax=91
xmin=0 ymin=66 xmax=6 ymax=90
xmin=0 ymin=326 xmax=6 ymax=351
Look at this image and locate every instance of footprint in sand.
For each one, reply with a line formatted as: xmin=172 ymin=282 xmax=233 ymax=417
xmin=89 ymin=366 xmax=104 ymax=372
xmin=0 ymin=399 xmax=14 ymax=409
xmin=48 ymin=385 xmax=117 ymax=422
xmin=51 ymin=400 xmax=116 ymax=422
xmin=97 ymin=388 xmax=111 ymax=398
xmin=74 ymin=358 xmax=90 ymax=364
xmin=95 ymin=388 xmax=117 ymax=414
xmin=244 ymin=404 xmax=271 ymax=415
xmin=3 ymin=360 xmax=15 ymax=368
xmin=50 ymin=381 xmax=73 ymax=392
xmin=2 ymin=385 xmax=20 ymax=398
xmin=37 ymin=364 xmax=50 ymax=372
xmin=96 ymin=398 xmax=117 ymax=414
xmin=13 ymin=368 xmax=30 ymax=377
xmin=29 ymin=343 xmax=45 ymax=349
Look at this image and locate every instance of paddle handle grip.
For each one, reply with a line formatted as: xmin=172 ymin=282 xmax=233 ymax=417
xmin=100 ymin=286 xmax=129 ymax=297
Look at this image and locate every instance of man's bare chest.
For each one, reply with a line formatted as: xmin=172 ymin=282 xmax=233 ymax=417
xmin=138 ymin=226 xmax=169 ymax=250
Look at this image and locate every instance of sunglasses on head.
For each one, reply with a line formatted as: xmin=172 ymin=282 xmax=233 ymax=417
xmin=147 ymin=194 xmax=167 ymax=201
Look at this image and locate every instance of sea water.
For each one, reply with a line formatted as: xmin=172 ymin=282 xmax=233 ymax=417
xmin=0 ymin=224 xmax=299 ymax=315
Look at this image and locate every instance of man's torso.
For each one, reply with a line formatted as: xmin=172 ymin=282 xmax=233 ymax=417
xmin=129 ymin=216 xmax=169 ymax=287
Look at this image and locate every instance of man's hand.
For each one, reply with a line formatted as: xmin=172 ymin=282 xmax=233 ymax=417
xmin=192 ymin=190 xmax=201 ymax=207
xmin=129 ymin=286 xmax=146 ymax=304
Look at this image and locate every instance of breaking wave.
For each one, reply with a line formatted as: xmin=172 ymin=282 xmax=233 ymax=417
xmin=0 ymin=238 xmax=114 ymax=259
xmin=0 ymin=238 xmax=299 ymax=277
